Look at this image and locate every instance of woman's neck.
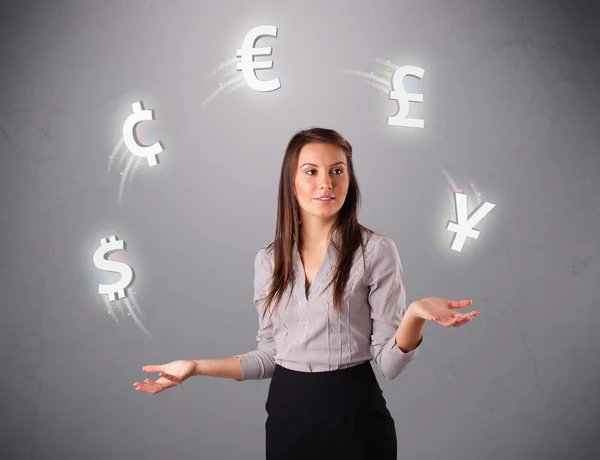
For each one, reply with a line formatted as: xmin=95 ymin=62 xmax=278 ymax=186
xmin=299 ymin=220 xmax=336 ymax=249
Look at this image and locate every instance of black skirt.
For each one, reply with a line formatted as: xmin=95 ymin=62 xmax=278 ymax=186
xmin=265 ymin=360 xmax=397 ymax=460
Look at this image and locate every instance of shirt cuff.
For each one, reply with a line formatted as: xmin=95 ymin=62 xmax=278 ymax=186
xmin=233 ymin=354 xmax=259 ymax=381
xmin=235 ymin=350 xmax=275 ymax=381
xmin=388 ymin=334 xmax=422 ymax=362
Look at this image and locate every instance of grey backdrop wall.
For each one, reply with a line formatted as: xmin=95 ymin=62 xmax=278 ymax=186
xmin=1 ymin=0 xmax=599 ymax=459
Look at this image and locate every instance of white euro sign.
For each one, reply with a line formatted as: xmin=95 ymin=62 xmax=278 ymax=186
xmin=236 ymin=25 xmax=281 ymax=92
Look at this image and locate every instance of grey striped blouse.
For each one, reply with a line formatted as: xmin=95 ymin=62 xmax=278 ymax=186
xmin=235 ymin=229 xmax=421 ymax=381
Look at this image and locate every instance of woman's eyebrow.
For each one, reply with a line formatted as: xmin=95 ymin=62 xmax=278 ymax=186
xmin=300 ymin=161 xmax=346 ymax=168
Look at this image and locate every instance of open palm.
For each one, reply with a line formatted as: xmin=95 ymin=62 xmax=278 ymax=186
xmin=133 ymin=359 xmax=196 ymax=395
xmin=410 ymin=297 xmax=479 ymax=327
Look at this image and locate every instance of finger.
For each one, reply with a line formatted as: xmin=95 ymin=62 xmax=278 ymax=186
xmin=159 ymin=372 xmax=181 ymax=384
xmin=430 ymin=312 xmax=452 ymax=322
xmin=448 ymin=299 xmax=473 ymax=309
xmin=453 ymin=311 xmax=479 ymax=327
xmin=443 ymin=313 xmax=467 ymax=327
xmin=452 ymin=317 xmax=471 ymax=327
xmin=133 ymin=382 xmax=160 ymax=394
xmin=434 ymin=313 xmax=461 ymax=326
xmin=142 ymin=365 xmax=164 ymax=373
xmin=452 ymin=314 xmax=466 ymax=324
xmin=448 ymin=299 xmax=471 ymax=309
xmin=141 ymin=379 xmax=166 ymax=392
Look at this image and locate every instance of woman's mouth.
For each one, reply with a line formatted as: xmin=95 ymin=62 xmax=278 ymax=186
xmin=315 ymin=197 xmax=335 ymax=204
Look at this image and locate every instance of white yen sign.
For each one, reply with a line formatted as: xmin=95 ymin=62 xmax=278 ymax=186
xmin=446 ymin=192 xmax=496 ymax=252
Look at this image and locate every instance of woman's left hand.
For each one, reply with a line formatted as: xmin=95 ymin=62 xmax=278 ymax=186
xmin=409 ymin=297 xmax=479 ymax=327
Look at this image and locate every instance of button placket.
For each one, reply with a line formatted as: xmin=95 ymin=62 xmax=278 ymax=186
xmin=292 ymin=249 xmax=311 ymax=342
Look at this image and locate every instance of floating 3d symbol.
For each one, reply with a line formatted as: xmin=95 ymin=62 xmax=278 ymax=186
xmin=93 ymin=235 xmax=134 ymax=301
xmin=236 ymin=25 xmax=281 ymax=92
xmin=123 ymin=101 xmax=164 ymax=166
xmin=446 ymin=192 xmax=496 ymax=252
xmin=388 ymin=66 xmax=425 ymax=128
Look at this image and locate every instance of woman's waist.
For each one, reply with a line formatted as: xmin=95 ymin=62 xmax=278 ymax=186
xmin=272 ymin=358 xmax=378 ymax=387
xmin=274 ymin=358 xmax=370 ymax=374
xmin=268 ymin=359 xmax=381 ymax=404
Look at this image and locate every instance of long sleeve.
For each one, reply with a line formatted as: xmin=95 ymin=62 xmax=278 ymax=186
xmin=234 ymin=246 xmax=277 ymax=381
xmin=368 ymin=237 xmax=420 ymax=380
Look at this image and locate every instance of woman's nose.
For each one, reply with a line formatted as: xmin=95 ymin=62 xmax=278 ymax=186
xmin=320 ymin=177 xmax=333 ymax=189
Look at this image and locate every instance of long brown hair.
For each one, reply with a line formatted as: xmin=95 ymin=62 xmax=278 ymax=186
xmin=261 ymin=127 xmax=375 ymax=320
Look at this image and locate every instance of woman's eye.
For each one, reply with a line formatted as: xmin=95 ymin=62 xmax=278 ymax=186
xmin=306 ymin=169 xmax=344 ymax=175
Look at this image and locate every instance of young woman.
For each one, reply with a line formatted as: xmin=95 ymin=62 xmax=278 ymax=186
xmin=133 ymin=127 xmax=479 ymax=459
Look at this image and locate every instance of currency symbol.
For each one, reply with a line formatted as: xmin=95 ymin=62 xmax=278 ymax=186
xmin=446 ymin=192 xmax=496 ymax=252
xmin=123 ymin=101 xmax=164 ymax=166
xmin=236 ymin=25 xmax=281 ymax=92
xmin=387 ymin=66 xmax=425 ymax=128
xmin=93 ymin=235 xmax=134 ymax=301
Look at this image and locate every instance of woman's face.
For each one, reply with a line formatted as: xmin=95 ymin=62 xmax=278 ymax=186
xmin=293 ymin=142 xmax=349 ymax=223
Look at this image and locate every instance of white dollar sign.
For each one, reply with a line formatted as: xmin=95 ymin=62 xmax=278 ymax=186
xmin=93 ymin=235 xmax=134 ymax=301
xmin=387 ymin=65 xmax=425 ymax=128
xmin=123 ymin=101 xmax=164 ymax=166
xmin=236 ymin=25 xmax=281 ymax=92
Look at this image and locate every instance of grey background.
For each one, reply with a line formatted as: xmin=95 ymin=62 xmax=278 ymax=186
xmin=1 ymin=0 xmax=599 ymax=459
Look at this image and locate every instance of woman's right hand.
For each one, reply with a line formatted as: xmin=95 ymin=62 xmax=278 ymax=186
xmin=133 ymin=359 xmax=196 ymax=395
